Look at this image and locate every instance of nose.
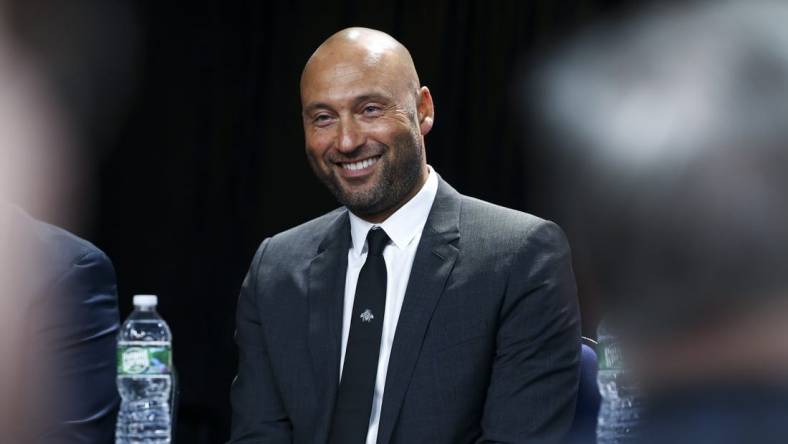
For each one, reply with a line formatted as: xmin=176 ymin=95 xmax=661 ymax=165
xmin=336 ymin=117 xmax=365 ymax=153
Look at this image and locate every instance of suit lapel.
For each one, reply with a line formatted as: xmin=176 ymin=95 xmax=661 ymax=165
xmin=376 ymin=178 xmax=462 ymax=444
xmin=307 ymin=210 xmax=351 ymax=441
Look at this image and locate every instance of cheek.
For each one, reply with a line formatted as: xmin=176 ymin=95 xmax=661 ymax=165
xmin=305 ymin=147 xmax=331 ymax=178
xmin=373 ymin=126 xmax=418 ymax=152
xmin=365 ymin=119 xmax=413 ymax=143
xmin=305 ymin=133 xmax=333 ymax=162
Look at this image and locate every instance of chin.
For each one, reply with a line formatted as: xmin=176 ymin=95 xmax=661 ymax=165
xmin=340 ymin=189 xmax=387 ymax=214
xmin=337 ymin=177 xmax=379 ymax=198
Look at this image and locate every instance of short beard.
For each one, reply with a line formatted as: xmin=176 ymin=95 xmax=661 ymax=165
xmin=323 ymin=131 xmax=424 ymax=218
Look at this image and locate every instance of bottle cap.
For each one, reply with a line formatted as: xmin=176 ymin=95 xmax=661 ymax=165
xmin=133 ymin=294 xmax=158 ymax=308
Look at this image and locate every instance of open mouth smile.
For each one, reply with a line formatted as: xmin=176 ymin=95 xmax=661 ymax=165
xmin=338 ymin=155 xmax=381 ymax=172
xmin=338 ymin=156 xmax=381 ymax=175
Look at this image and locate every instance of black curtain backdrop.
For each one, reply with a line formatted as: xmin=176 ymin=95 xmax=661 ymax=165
xmin=84 ymin=1 xmax=637 ymax=441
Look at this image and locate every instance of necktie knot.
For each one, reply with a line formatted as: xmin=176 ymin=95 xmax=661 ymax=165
xmin=366 ymin=228 xmax=389 ymax=256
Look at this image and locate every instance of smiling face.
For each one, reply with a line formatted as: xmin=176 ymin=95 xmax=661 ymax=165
xmin=300 ymin=28 xmax=434 ymax=222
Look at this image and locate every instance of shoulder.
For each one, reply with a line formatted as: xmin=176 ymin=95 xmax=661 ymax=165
xmin=6 ymin=207 xmax=118 ymax=338
xmin=38 ymin=221 xmax=112 ymax=270
xmin=7 ymin=207 xmax=115 ymax=284
xmin=35 ymin=221 xmax=115 ymax=287
xmin=250 ymin=207 xmax=348 ymax=266
xmin=460 ymin=194 xmax=545 ymax=233
xmin=458 ymin=194 xmax=568 ymax=252
xmin=269 ymin=207 xmax=346 ymax=248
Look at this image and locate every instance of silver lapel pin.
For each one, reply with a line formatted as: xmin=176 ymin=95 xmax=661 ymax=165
xmin=360 ymin=309 xmax=374 ymax=323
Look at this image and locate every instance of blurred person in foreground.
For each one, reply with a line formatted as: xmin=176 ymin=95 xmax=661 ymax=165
xmin=1 ymin=204 xmax=120 ymax=443
xmin=530 ymin=1 xmax=788 ymax=443
xmin=229 ymin=27 xmax=580 ymax=444
xmin=0 ymin=1 xmax=137 ymax=442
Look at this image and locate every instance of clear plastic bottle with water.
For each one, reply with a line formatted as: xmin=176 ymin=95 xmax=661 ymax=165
xmin=116 ymin=295 xmax=173 ymax=444
xmin=596 ymin=320 xmax=642 ymax=444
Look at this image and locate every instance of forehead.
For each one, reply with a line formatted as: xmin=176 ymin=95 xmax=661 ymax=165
xmin=301 ymin=54 xmax=405 ymax=106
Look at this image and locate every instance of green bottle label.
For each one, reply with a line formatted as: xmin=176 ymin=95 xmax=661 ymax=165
xmin=597 ymin=342 xmax=622 ymax=370
xmin=117 ymin=341 xmax=172 ymax=375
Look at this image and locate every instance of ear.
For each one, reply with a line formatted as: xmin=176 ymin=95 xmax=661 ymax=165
xmin=416 ymin=86 xmax=435 ymax=136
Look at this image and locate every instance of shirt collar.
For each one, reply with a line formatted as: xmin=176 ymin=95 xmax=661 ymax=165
xmin=349 ymin=166 xmax=439 ymax=255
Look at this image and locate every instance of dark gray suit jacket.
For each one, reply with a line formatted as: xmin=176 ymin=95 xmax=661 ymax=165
xmin=229 ymin=178 xmax=580 ymax=444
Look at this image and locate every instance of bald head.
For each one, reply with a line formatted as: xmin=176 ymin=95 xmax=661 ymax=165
xmin=301 ymin=27 xmax=420 ymax=103
xmin=299 ymin=27 xmax=435 ymax=223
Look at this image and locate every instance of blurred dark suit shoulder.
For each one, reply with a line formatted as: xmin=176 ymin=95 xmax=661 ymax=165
xmin=4 ymin=206 xmax=120 ymax=443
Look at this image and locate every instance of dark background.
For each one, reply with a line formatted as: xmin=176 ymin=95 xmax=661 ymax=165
xmin=19 ymin=1 xmax=639 ymax=441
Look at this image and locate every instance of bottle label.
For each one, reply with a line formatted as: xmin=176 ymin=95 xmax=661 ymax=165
xmin=117 ymin=341 xmax=172 ymax=375
xmin=598 ymin=342 xmax=623 ymax=370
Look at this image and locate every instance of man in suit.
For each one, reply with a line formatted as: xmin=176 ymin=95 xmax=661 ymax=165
xmin=229 ymin=27 xmax=580 ymax=444
xmin=1 ymin=204 xmax=120 ymax=443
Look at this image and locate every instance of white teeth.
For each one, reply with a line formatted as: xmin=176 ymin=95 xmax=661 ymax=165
xmin=342 ymin=156 xmax=379 ymax=171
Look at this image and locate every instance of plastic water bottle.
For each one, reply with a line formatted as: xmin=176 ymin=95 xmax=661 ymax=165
xmin=116 ymin=295 xmax=173 ymax=444
xmin=596 ymin=320 xmax=642 ymax=444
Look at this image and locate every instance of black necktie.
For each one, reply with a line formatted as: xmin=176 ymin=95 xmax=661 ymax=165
xmin=329 ymin=227 xmax=390 ymax=444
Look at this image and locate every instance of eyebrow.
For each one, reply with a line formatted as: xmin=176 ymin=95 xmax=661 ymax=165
xmin=353 ymin=93 xmax=392 ymax=106
xmin=302 ymin=93 xmax=393 ymax=116
xmin=302 ymin=102 xmax=332 ymax=116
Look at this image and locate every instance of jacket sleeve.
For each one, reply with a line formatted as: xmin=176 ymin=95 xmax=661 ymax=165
xmin=33 ymin=248 xmax=121 ymax=444
xmin=478 ymin=221 xmax=581 ymax=444
xmin=228 ymin=239 xmax=293 ymax=443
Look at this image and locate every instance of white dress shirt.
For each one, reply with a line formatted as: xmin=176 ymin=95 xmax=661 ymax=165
xmin=341 ymin=166 xmax=439 ymax=444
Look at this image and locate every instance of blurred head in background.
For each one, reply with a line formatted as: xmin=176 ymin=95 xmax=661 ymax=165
xmin=531 ymin=0 xmax=788 ymax=394
xmin=0 ymin=0 xmax=138 ymax=439
xmin=0 ymin=5 xmax=74 ymax=436
xmin=0 ymin=0 xmax=139 ymax=226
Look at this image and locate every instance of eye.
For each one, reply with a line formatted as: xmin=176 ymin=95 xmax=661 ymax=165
xmin=362 ymin=104 xmax=383 ymax=117
xmin=313 ymin=114 xmax=334 ymax=127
